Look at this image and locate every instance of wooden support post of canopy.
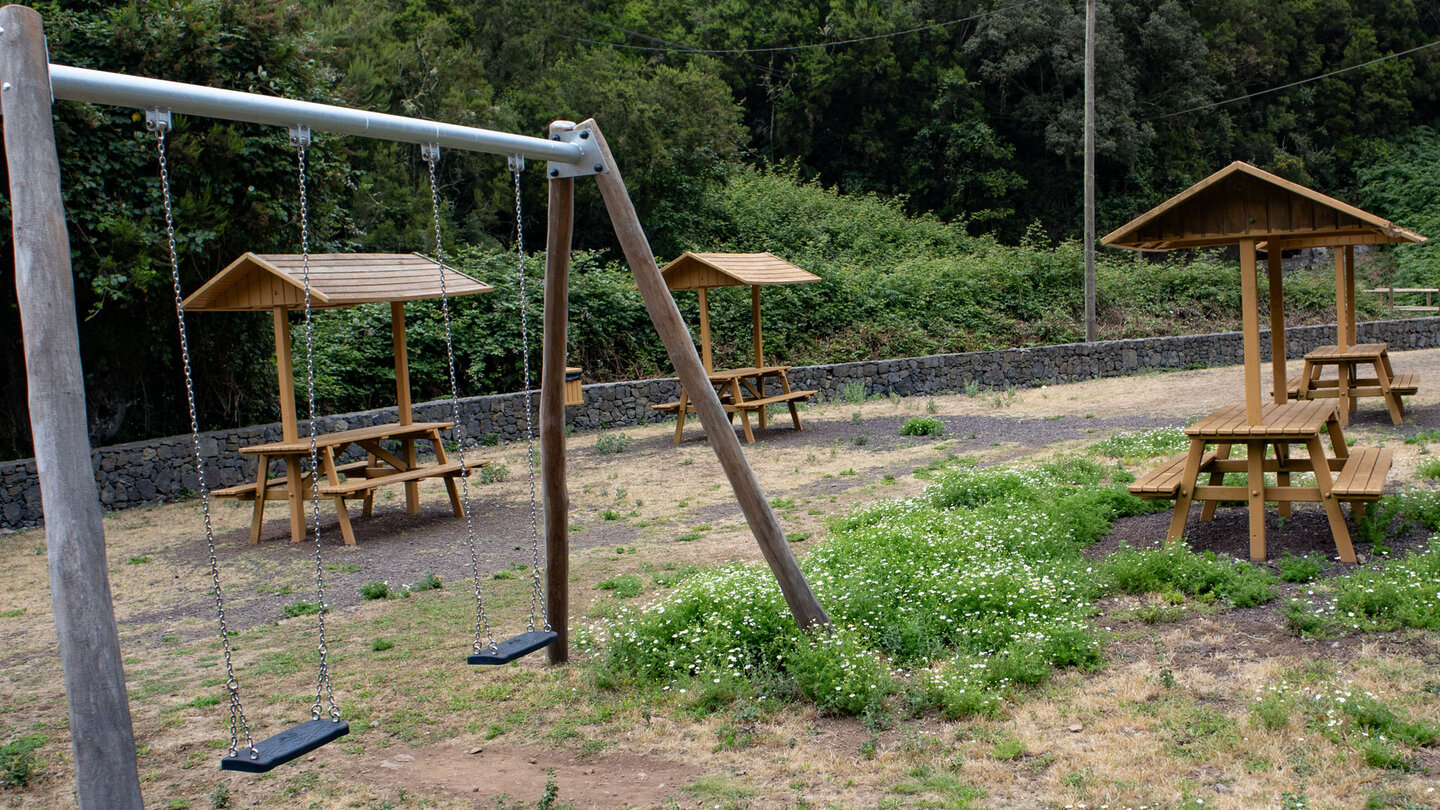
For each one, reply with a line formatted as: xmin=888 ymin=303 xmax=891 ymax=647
xmin=1334 ymin=248 xmax=1350 ymax=351
xmin=1345 ymin=246 xmax=1358 ymax=347
xmin=582 ymin=119 xmax=831 ymax=632
xmin=392 ymin=302 xmax=420 ymax=513
xmin=1239 ymin=240 xmax=1264 ymax=425
xmin=542 ymin=121 xmax=576 ymax=664
xmin=0 ymin=5 xmax=146 ymax=806
xmin=697 ymin=287 xmax=713 ymax=373
xmin=1266 ymin=248 xmax=1293 ymax=517
xmin=272 ymin=307 xmax=306 ymax=541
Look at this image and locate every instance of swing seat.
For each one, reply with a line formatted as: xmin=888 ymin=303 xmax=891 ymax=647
xmin=467 ymin=630 xmax=558 ymax=665
xmin=219 ymin=718 xmax=349 ymax=773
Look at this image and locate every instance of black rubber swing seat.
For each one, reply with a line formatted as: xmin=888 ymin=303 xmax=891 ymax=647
xmin=219 ymin=718 xmax=350 ymax=773
xmin=467 ymin=630 xmax=559 ymax=665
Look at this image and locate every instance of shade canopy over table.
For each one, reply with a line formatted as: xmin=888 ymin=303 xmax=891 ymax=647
xmin=1102 ymin=161 xmax=1423 ymax=422
xmin=182 ymin=252 xmax=493 ymax=543
xmin=660 ymin=251 xmax=820 ymax=372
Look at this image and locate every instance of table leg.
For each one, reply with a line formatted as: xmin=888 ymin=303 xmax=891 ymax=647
xmin=738 ymin=408 xmax=756 ymax=443
xmin=1246 ymin=440 xmax=1266 ymax=562
xmin=779 ymin=372 xmax=802 ymax=431
xmin=1166 ymin=438 xmax=1208 ymax=542
xmin=1326 ymin=416 xmax=1349 ymax=460
xmin=249 ymin=453 xmax=269 ymax=544
xmin=284 ymin=455 xmax=306 ymax=543
xmin=1336 ymin=360 xmax=1351 ymax=426
xmin=402 ymin=436 xmax=420 ymax=514
xmin=1276 ymin=443 xmax=1292 ymax=519
xmin=321 ymin=446 xmax=356 ymax=546
xmin=1307 ymin=435 xmax=1356 ymax=563
xmin=429 ymin=429 xmax=463 ymax=516
xmin=1200 ymin=443 xmax=1230 ymax=523
xmin=1372 ymin=357 xmax=1404 ymax=425
xmin=362 ymin=452 xmax=376 ymax=518
xmin=753 ymin=376 xmax=768 ymax=430
xmin=673 ymin=389 xmax=689 ymax=444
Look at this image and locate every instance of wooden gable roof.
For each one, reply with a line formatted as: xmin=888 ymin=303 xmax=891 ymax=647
xmin=1102 ymin=161 xmax=1425 ymax=251
xmin=660 ymin=252 xmax=820 ymax=290
xmin=180 ymin=253 xmax=492 ymax=311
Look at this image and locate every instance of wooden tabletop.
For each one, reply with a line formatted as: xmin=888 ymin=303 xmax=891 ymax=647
xmin=1186 ymin=400 xmax=1336 ymax=438
xmin=240 ymin=420 xmax=452 ymax=455
xmin=1304 ymin=342 xmax=1387 ymax=361
xmin=707 ymin=365 xmax=790 ymax=380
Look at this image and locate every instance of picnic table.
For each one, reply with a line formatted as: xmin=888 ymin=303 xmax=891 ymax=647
xmin=1367 ymin=286 xmax=1440 ymax=313
xmin=213 ymin=420 xmax=486 ymax=545
xmin=1130 ymin=400 xmax=1390 ymax=563
xmin=653 ymin=365 xmax=816 ymax=443
xmin=1286 ymin=342 xmax=1418 ymax=426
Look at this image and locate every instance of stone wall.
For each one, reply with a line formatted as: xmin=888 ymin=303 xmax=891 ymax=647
xmin=4 ymin=316 xmax=1439 ymax=529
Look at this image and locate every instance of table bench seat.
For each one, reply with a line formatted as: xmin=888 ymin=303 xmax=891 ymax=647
xmin=318 ymin=458 xmax=488 ymax=498
xmin=1330 ymin=447 xmax=1391 ymax=501
xmin=213 ymin=460 xmax=371 ymax=500
xmin=1129 ymin=451 xmax=1218 ymax=499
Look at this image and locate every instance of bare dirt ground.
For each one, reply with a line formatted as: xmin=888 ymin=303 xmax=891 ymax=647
xmin=3 ymin=349 xmax=1440 ymax=809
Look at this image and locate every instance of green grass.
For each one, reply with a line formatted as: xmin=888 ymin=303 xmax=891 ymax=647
xmin=1092 ymin=428 xmax=1188 ymax=459
xmin=596 ymin=574 xmax=643 ymax=599
xmin=594 ymin=456 xmax=1190 ymax=719
xmin=281 ymin=600 xmax=324 ymax=618
xmin=595 ymin=433 xmax=632 ymax=454
xmin=1286 ymin=541 xmax=1440 ymax=634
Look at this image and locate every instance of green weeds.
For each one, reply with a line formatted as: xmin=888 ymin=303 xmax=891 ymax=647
xmin=899 ymin=417 xmax=944 ymax=437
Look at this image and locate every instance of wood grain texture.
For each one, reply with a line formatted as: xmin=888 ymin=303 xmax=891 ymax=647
xmin=580 ymin=119 xmax=830 ymax=632
xmin=542 ymin=140 xmax=575 ymax=664
xmin=1 ymin=7 xmax=145 ymax=806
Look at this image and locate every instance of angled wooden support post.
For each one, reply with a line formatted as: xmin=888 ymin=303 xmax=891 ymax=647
xmin=542 ymin=121 xmax=575 ymax=664
xmin=580 ymin=119 xmax=831 ymax=632
xmin=0 ymin=5 xmax=144 ymax=807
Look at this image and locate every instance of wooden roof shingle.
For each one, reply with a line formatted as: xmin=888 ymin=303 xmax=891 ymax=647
xmin=660 ymin=252 xmax=820 ymax=290
xmin=1102 ymin=161 xmax=1425 ymax=251
xmin=180 ymin=253 xmax=493 ymax=311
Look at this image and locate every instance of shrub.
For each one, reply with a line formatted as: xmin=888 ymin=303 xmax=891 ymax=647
xmin=413 ymin=572 xmax=442 ymax=592
xmin=1417 ymin=457 xmax=1440 ymax=481
xmin=899 ymin=417 xmax=944 ymax=437
xmin=0 ymin=733 xmax=45 ymax=788
xmin=477 ymin=462 xmax=510 ymax=484
xmin=1100 ymin=544 xmax=1277 ymax=607
xmin=360 ymin=581 xmax=391 ymax=600
xmin=1277 ymin=553 xmax=1328 ymax=584
xmin=597 ymin=574 xmax=643 ymax=599
xmin=282 ymin=600 xmax=324 ymax=618
xmin=841 ymin=380 xmax=866 ymax=404
xmin=595 ymin=433 xmax=632 ymax=454
xmin=371 ymin=638 xmax=394 ymax=652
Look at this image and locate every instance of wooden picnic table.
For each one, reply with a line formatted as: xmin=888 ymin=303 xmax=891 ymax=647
xmin=213 ymin=420 xmax=486 ymax=545
xmin=1130 ymin=400 xmax=1391 ymax=563
xmin=653 ymin=365 xmax=816 ymax=444
xmin=1287 ymin=342 xmax=1418 ymax=426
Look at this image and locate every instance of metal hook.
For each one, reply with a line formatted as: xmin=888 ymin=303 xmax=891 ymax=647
xmin=145 ymin=108 xmax=172 ymax=134
xmin=288 ymin=124 xmax=311 ymax=147
xmin=421 ymin=142 xmax=440 ymax=163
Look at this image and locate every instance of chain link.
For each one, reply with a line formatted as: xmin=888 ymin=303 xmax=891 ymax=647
xmin=155 ymin=124 xmax=258 ymax=759
xmin=513 ymin=163 xmax=548 ymax=632
xmin=295 ymin=143 xmax=341 ymax=723
xmin=425 ymin=151 xmax=496 ymax=653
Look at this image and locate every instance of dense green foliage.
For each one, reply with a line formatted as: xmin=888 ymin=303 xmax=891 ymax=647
xmin=3 ymin=0 xmax=1437 ymax=456
xmin=593 ymin=457 xmax=1272 ymax=718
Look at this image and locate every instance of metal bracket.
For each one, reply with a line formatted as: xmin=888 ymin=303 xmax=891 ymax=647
xmin=288 ymin=124 xmax=311 ymax=147
xmin=508 ymin=154 xmax=524 ymax=173
xmin=545 ymin=128 xmax=607 ymax=179
xmin=421 ymin=142 xmax=440 ymax=163
xmin=144 ymin=108 xmax=172 ymax=133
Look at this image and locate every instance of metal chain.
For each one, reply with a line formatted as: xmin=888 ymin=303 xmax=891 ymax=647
xmin=425 ymin=148 xmax=495 ymax=652
xmin=154 ymin=120 xmax=258 ymax=759
xmin=513 ymin=160 xmax=548 ymax=632
xmin=295 ymin=140 xmax=340 ymax=722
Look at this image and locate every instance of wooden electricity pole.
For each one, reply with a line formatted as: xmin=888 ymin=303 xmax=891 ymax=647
xmin=1083 ymin=0 xmax=1097 ymax=343
xmin=0 ymin=5 xmax=145 ymax=807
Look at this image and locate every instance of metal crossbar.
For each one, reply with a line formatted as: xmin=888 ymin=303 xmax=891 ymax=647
xmin=47 ymin=64 xmax=586 ymax=164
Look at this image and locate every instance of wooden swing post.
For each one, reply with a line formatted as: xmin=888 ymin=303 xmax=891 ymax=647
xmin=581 ymin=119 xmax=831 ymax=632
xmin=541 ymin=121 xmax=576 ymax=664
xmin=0 ymin=5 xmax=145 ymax=807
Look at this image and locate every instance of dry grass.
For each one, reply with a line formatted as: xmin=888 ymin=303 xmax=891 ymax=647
xmin=4 ymin=349 xmax=1440 ymax=808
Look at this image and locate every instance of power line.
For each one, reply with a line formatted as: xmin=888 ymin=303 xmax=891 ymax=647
xmin=1157 ymin=37 xmax=1440 ymax=120
xmin=538 ymin=0 xmax=1042 ymax=56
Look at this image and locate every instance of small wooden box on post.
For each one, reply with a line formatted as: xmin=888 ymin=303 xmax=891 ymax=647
xmin=1104 ymin=162 xmax=1419 ymax=563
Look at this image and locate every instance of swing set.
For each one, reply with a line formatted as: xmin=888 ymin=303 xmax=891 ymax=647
xmin=2 ymin=5 xmax=828 ymax=805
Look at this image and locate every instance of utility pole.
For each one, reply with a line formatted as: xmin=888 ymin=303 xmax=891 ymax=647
xmin=1083 ymin=0 xmax=1097 ymax=342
